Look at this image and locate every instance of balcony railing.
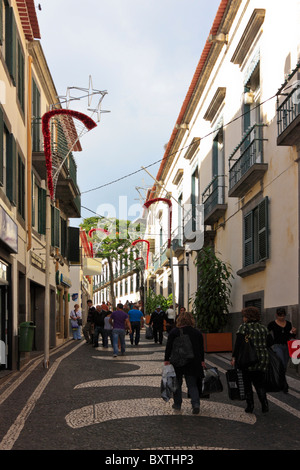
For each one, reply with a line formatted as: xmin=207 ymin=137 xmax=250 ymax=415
xmin=228 ymin=123 xmax=268 ymax=198
xmin=32 ymin=117 xmax=81 ymax=217
xmin=153 ymin=241 xmax=169 ymax=272
xmin=202 ymin=175 xmax=227 ymax=225
xmin=172 ymin=227 xmax=184 ymax=254
xmin=277 ymin=83 xmax=300 ymax=146
xmin=32 ymin=117 xmax=80 ymax=190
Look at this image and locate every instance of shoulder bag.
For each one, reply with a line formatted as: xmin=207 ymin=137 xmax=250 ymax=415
xmin=236 ymin=325 xmax=258 ymax=369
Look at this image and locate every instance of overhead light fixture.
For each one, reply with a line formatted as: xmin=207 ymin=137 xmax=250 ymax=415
xmin=175 ymin=123 xmax=189 ymax=130
xmin=209 ymin=33 xmax=228 ymax=44
xmin=244 ymin=91 xmax=254 ymax=104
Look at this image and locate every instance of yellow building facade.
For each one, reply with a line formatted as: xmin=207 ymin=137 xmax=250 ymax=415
xmin=0 ymin=0 xmax=82 ymax=372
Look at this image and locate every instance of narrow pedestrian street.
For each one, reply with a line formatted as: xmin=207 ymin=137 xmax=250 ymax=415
xmin=0 ymin=328 xmax=300 ymax=454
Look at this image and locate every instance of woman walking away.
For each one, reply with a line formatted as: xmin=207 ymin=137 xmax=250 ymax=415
xmin=231 ymin=306 xmax=269 ymax=414
xmin=164 ymin=311 xmax=205 ymax=414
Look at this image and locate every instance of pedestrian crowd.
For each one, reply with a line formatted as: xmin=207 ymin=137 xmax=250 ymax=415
xmin=70 ymin=299 xmax=297 ymax=415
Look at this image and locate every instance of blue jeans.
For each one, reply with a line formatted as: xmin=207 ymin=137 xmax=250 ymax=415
xmin=103 ymin=329 xmax=113 ymax=347
xmin=72 ymin=327 xmax=81 ymax=340
xmin=272 ymin=344 xmax=290 ymax=370
xmin=94 ymin=326 xmax=105 ymax=347
xmin=173 ymin=374 xmax=200 ymax=409
xmin=112 ymin=329 xmax=126 ymax=355
xmin=130 ymin=322 xmax=141 ymax=345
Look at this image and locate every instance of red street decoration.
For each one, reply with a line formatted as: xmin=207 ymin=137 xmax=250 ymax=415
xmin=131 ymin=239 xmax=150 ymax=269
xmin=288 ymin=340 xmax=300 ymax=364
xmin=88 ymin=227 xmax=111 ymax=238
xmin=143 ymin=198 xmax=172 ymax=248
xmin=79 ymin=229 xmax=93 ymax=258
xmin=42 ymin=109 xmax=97 ymax=200
xmin=88 ymin=228 xmax=111 ymax=258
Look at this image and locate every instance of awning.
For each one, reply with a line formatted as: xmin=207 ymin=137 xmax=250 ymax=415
xmin=83 ymin=257 xmax=103 ymax=276
xmin=244 ymin=49 xmax=260 ymax=86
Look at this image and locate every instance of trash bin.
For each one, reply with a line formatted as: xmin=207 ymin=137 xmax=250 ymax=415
xmin=19 ymin=321 xmax=36 ymax=352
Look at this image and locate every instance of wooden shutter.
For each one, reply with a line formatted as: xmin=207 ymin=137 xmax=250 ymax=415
xmin=6 ymin=7 xmax=16 ymax=86
xmin=60 ymin=216 xmax=67 ymax=257
xmin=245 ymin=298 xmax=262 ymax=313
xmin=212 ymin=137 xmax=219 ymax=177
xmin=258 ymin=197 xmax=269 ymax=261
xmin=51 ymin=206 xmax=60 ymax=248
xmin=38 ymin=187 xmax=46 ymax=234
xmin=0 ymin=0 xmax=3 ymax=45
xmin=6 ymin=133 xmax=16 ymax=205
xmin=68 ymin=226 xmax=80 ymax=263
xmin=32 ymin=79 xmax=41 ymax=150
xmin=18 ymin=155 xmax=25 ymax=218
xmin=0 ymin=107 xmax=3 ymax=186
xmin=244 ymin=211 xmax=253 ymax=267
xmin=17 ymin=41 xmax=25 ymax=111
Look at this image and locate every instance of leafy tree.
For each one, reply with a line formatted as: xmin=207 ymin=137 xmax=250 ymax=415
xmin=192 ymin=246 xmax=233 ymax=333
xmin=80 ymin=217 xmax=141 ymax=309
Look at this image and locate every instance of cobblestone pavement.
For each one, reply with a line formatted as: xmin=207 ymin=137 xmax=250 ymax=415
xmin=0 ymin=330 xmax=300 ymax=455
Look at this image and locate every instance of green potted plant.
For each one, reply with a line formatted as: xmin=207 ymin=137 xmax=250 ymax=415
xmin=192 ymin=246 xmax=233 ymax=352
xmin=145 ymin=290 xmax=173 ymax=324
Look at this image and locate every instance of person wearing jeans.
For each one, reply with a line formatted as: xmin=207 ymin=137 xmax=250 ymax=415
xmin=164 ymin=311 xmax=205 ymax=414
xmin=268 ymin=307 xmax=297 ymax=393
xmin=109 ymin=303 xmax=131 ymax=357
xmin=128 ymin=304 xmax=144 ymax=345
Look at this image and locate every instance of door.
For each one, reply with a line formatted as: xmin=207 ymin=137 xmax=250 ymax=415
xmin=0 ymin=285 xmax=8 ymax=370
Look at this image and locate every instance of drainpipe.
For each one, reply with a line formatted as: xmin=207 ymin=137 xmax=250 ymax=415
xmin=27 ymin=55 xmax=33 ymax=251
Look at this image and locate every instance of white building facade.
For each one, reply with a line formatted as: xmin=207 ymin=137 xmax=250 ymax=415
xmin=144 ymin=0 xmax=300 ymax=335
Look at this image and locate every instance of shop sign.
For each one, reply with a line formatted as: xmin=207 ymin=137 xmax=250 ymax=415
xmin=0 ymin=207 xmax=18 ymax=253
xmin=31 ymin=252 xmax=45 ymax=271
xmin=60 ymin=273 xmax=72 ymax=287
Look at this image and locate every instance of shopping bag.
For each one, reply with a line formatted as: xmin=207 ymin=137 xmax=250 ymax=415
xmin=202 ymin=367 xmax=223 ymax=394
xmin=265 ymin=348 xmax=286 ymax=392
xmin=192 ymin=382 xmax=210 ymax=399
xmin=145 ymin=325 xmax=153 ymax=340
xmin=288 ymin=340 xmax=300 ymax=364
xmin=226 ymin=368 xmax=245 ymax=400
xmin=71 ymin=319 xmax=79 ymax=329
xmin=161 ymin=364 xmax=178 ymax=402
xmin=236 ymin=331 xmax=258 ymax=369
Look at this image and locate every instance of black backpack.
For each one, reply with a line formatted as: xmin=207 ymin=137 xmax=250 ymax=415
xmin=170 ymin=329 xmax=194 ymax=368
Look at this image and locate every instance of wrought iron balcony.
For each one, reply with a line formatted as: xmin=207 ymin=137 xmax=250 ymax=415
xmin=202 ymin=175 xmax=227 ymax=225
xmin=153 ymin=241 xmax=169 ymax=273
xmin=228 ymin=123 xmax=268 ymax=198
xmin=277 ymin=82 xmax=300 ymax=146
xmin=32 ymin=118 xmax=81 ymax=218
xmin=172 ymin=227 xmax=184 ymax=255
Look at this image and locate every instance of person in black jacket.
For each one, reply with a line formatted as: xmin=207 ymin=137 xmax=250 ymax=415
xmin=268 ymin=307 xmax=297 ymax=393
xmin=149 ymin=306 xmax=167 ymax=344
xmin=93 ymin=305 xmax=106 ymax=348
xmin=164 ymin=311 xmax=205 ymax=414
xmin=83 ymin=300 xmax=95 ymax=344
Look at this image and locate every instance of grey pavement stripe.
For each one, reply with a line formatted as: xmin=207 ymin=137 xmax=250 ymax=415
xmin=0 ymin=341 xmax=84 ymax=451
xmin=206 ymin=357 xmax=300 ymax=420
xmin=0 ymin=340 xmax=76 ymax=405
xmin=65 ymin=398 xmax=256 ymax=429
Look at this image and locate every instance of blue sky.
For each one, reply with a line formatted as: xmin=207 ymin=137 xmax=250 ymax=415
xmin=37 ymin=0 xmax=221 ymax=226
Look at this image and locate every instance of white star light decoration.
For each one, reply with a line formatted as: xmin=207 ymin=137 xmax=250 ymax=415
xmin=56 ymin=75 xmax=110 ymax=122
